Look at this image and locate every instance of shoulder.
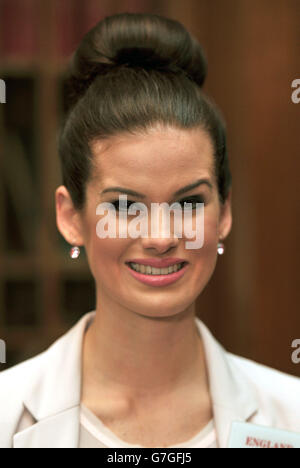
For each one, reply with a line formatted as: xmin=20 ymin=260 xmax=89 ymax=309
xmin=0 ymin=349 xmax=48 ymax=407
xmin=0 ymin=350 xmax=46 ymax=395
xmin=0 ymin=311 xmax=93 ymax=401
xmin=227 ymin=351 xmax=300 ymax=394
xmin=226 ymin=351 xmax=300 ymax=429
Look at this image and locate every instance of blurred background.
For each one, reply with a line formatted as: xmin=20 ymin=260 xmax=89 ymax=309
xmin=0 ymin=0 xmax=299 ymax=376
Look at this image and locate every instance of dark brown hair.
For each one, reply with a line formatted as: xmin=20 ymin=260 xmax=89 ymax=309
xmin=58 ymin=12 xmax=232 ymax=211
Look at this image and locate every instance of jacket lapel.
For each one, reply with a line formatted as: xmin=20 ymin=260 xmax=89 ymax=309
xmin=13 ymin=312 xmax=96 ymax=448
xmin=13 ymin=312 xmax=259 ymax=448
xmin=13 ymin=406 xmax=80 ymax=448
xmin=195 ymin=318 xmax=259 ymax=448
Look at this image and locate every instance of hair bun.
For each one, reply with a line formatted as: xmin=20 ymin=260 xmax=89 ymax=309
xmin=67 ymin=13 xmax=207 ymax=107
xmin=114 ymin=46 xmax=176 ymax=70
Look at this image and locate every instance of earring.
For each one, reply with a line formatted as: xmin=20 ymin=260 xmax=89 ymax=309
xmin=217 ymin=241 xmax=225 ymax=255
xmin=70 ymin=246 xmax=81 ymax=259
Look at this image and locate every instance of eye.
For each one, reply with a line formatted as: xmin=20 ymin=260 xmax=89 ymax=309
xmin=110 ymin=199 xmax=136 ymax=212
xmin=179 ymin=196 xmax=205 ymax=209
xmin=109 ymin=196 xmax=205 ymax=212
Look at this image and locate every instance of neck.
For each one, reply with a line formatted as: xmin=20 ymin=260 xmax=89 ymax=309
xmin=81 ymin=292 xmax=209 ymax=408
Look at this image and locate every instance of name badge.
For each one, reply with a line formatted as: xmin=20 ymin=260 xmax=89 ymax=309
xmin=227 ymin=421 xmax=300 ymax=448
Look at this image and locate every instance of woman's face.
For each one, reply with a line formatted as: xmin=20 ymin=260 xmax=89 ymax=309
xmin=57 ymin=125 xmax=232 ymax=318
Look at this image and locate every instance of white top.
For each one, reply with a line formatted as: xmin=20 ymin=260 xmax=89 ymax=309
xmin=79 ymin=403 xmax=218 ymax=448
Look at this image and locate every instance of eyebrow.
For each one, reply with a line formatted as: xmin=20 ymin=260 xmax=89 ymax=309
xmin=100 ymin=178 xmax=213 ymax=198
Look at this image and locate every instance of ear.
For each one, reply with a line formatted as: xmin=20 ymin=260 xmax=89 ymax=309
xmin=218 ymin=189 xmax=232 ymax=240
xmin=55 ymin=185 xmax=85 ymax=246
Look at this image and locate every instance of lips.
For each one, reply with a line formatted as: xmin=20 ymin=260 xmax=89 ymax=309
xmin=125 ymin=258 xmax=188 ymax=268
xmin=125 ymin=261 xmax=189 ymax=287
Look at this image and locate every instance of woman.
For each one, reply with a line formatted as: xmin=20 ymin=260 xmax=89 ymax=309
xmin=0 ymin=12 xmax=299 ymax=449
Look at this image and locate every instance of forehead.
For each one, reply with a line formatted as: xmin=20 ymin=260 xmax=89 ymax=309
xmin=90 ymin=126 xmax=215 ymax=187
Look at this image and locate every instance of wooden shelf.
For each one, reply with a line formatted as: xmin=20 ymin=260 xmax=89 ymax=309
xmin=0 ymin=58 xmax=68 ymax=73
xmin=0 ymin=54 xmax=92 ymax=370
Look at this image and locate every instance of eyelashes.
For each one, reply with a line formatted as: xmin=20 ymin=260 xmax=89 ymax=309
xmin=109 ymin=196 xmax=205 ymax=212
xmin=178 ymin=196 xmax=206 ymax=209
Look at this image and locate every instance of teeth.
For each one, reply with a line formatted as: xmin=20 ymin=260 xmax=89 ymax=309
xmin=129 ymin=262 xmax=185 ymax=275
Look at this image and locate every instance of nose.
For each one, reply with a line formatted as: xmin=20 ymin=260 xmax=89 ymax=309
xmin=140 ymin=204 xmax=180 ymax=253
xmin=141 ymin=235 xmax=180 ymax=254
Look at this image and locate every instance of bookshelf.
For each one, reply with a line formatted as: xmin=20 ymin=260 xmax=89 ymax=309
xmin=0 ymin=61 xmax=96 ymax=369
xmin=0 ymin=0 xmax=157 ymax=370
xmin=0 ymin=1 xmax=98 ymax=370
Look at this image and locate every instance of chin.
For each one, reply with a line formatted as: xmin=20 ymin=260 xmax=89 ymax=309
xmin=124 ymin=292 xmax=194 ymax=318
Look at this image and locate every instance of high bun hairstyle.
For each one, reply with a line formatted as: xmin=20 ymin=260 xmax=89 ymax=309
xmin=58 ymin=12 xmax=232 ymax=211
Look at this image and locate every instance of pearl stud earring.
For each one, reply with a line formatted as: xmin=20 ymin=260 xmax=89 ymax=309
xmin=70 ymin=245 xmax=81 ymax=259
xmin=217 ymin=241 xmax=225 ymax=255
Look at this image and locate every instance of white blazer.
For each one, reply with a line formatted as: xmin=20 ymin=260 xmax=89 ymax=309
xmin=0 ymin=310 xmax=299 ymax=448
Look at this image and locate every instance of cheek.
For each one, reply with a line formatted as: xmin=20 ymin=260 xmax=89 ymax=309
xmin=185 ymin=208 xmax=218 ymax=253
xmin=203 ymin=214 xmax=219 ymax=251
xmin=184 ymin=213 xmax=219 ymax=283
xmin=83 ymin=207 xmax=130 ymax=279
xmin=87 ymin=235 xmax=128 ymax=282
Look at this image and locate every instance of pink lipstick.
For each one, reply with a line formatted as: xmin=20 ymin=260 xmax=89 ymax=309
xmin=125 ymin=260 xmax=189 ymax=287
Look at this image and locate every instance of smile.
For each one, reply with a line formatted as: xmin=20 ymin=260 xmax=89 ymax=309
xmin=125 ymin=262 xmax=189 ymax=287
xmin=128 ymin=262 xmax=186 ymax=275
